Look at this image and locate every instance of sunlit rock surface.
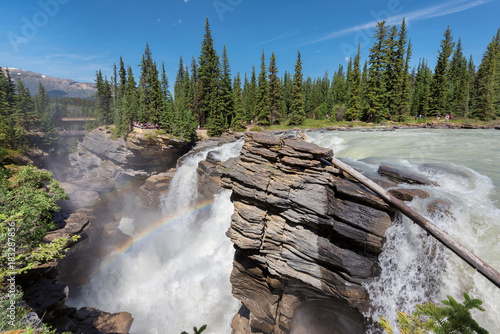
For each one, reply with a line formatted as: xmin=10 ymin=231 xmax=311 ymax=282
xmin=222 ymin=132 xmax=395 ymax=333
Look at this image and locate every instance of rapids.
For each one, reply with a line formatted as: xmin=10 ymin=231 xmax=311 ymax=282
xmin=307 ymin=128 xmax=500 ymax=332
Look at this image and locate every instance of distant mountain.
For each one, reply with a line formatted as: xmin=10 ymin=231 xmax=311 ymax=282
xmin=1 ymin=67 xmax=96 ymax=98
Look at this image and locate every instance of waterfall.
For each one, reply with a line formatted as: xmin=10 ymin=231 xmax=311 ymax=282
xmin=307 ymin=129 xmax=500 ymax=333
xmin=68 ymin=140 xmax=243 ymax=334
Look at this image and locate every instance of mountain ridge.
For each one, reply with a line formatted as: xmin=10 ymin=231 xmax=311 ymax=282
xmin=1 ymin=67 xmax=96 ymax=98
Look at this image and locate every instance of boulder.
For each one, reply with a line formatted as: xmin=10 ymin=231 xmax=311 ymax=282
xmin=378 ymin=165 xmax=436 ymax=186
xmin=389 ymin=188 xmax=430 ymax=202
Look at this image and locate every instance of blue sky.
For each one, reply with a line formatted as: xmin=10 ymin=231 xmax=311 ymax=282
xmin=1 ymin=0 xmax=499 ymax=84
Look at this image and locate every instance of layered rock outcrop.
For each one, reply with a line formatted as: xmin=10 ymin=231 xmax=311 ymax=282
xmin=221 ymin=132 xmax=396 ymax=333
xmin=69 ymin=127 xmax=191 ymax=180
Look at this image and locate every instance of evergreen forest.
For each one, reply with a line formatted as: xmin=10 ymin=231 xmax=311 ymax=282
xmin=89 ymin=18 xmax=500 ymax=139
xmin=1 ymin=18 xmax=500 ymax=148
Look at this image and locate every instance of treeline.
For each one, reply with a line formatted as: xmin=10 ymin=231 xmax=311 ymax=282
xmin=0 ymin=68 xmax=96 ymax=153
xmin=94 ymin=18 xmax=500 ymax=139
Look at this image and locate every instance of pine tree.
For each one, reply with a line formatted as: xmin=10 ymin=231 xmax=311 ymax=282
xmin=255 ymin=50 xmax=270 ymax=125
xmin=13 ymin=78 xmax=32 ymax=149
xmin=268 ymin=52 xmax=281 ymax=124
xmin=138 ymin=43 xmax=154 ymax=122
xmin=197 ymin=18 xmax=222 ymax=135
xmin=118 ymin=56 xmax=127 ymax=99
xmin=243 ymin=66 xmax=257 ymax=122
xmin=430 ymin=26 xmax=455 ymax=116
xmin=467 ymin=55 xmax=477 ymax=117
xmin=395 ymin=19 xmax=412 ymax=119
xmin=220 ymin=44 xmax=234 ymax=128
xmin=161 ymin=62 xmax=174 ymax=128
xmin=289 ymin=50 xmax=305 ymax=125
xmin=231 ymin=72 xmax=245 ymax=131
xmin=125 ymin=66 xmax=138 ymax=127
xmin=331 ymin=65 xmax=347 ymax=107
xmin=148 ymin=61 xmax=164 ymax=124
xmin=346 ymin=43 xmax=362 ymax=120
xmin=384 ymin=25 xmax=399 ymax=118
xmin=280 ymin=71 xmax=293 ymax=117
xmin=37 ymin=83 xmax=57 ymax=148
xmin=474 ymin=32 xmax=499 ymax=120
xmin=411 ymin=58 xmax=432 ymax=118
xmin=364 ymin=21 xmax=389 ymax=122
xmin=447 ymin=38 xmax=469 ymax=117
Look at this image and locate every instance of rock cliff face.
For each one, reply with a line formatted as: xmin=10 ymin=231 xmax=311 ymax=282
xmin=70 ymin=127 xmax=191 ymax=180
xmin=221 ymin=132 xmax=395 ymax=333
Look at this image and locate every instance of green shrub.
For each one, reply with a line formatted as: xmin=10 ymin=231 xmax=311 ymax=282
xmin=0 ymin=165 xmax=69 ymax=282
xmin=380 ymin=293 xmax=488 ymax=334
xmin=250 ymin=126 xmax=263 ymax=132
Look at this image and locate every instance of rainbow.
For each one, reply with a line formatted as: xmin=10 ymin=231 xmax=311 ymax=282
xmin=95 ymin=197 xmax=217 ymax=270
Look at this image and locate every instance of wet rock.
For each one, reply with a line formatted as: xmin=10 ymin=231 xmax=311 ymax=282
xmin=378 ymin=165 xmax=436 ymax=186
xmin=290 ymin=299 xmax=365 ymax=334
xmin=137 ymin=170 xmax=175 ymax=210
xmin=51 ymin=306 xmax=133 ymax=334
xmin=389 ymin=188 xmax=430 ymax=202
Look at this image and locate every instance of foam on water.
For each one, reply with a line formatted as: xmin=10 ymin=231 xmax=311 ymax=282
xmin=68 ymin=140 xmax=243 ymax=334
xmin=307 ymin=129 xmax=500 ymax=332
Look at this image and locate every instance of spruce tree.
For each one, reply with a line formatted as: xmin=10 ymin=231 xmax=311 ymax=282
xmin=197 ymin=18 xmax=222 ymax=135
xmin=268 ymin=52 xmax=281 ymax=124
xmin=13 ymin=78 xmax=32 ymax=149
xmin=220 ymin=44 xmax=234 ymax=128
xmin=138 ymin=43 xmax=154 ymax=122
xmin=395 ymin=19 xmax=412 ymax=119
xmin=161 ymin=62 xmax=174 ymax=128
xmin=329 ymin=65 xmax=346 ymax=108
xmin=243 ymin=66 xmax=257 ymax=122
xmin=255 ymin=50 xmax=270 ymax=125
xmin=346 ymin=43 xmax=362 ymax=120
xmin=118 ymin=56 xmax=127 ymax=99
xmin=231 ymin=72 xmax=245 ymax=131
xmin=289 ymin=50 xmax=305 ymax=125
xmin=411 ymin=58 xmax=432 ymax=118
xmin=280 ymin=71 xmax=293 ymax=117
xmin=430 ymin=26 xmax=455 ymax=116
xmin=474 ymin=32 xmax=499 ymax=120
xmin=125 ymin=66 xmax=138 ymax=127
xmin=448 ymin=38 xmax=469 ymax=117
xmin=148 ymin=61 xmax=164 ymax=124
xmin=384 ymin=25 xmax=398 ymax=118
xmin=364 ymin=21 xmax=389 ymax=122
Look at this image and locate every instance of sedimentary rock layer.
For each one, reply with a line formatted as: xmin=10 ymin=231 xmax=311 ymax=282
xmin=221 ymin=132 xmax=395 ymax=333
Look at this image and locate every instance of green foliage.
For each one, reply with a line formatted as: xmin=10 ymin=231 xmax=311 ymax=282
xmin=430 ymin=26 xmax=455 ymax=116
xmin=0 ymin=165 xmax=69 ymax=281
xmin=289 ymin=50 xmax=305 ymax=125
xmin=255 ymin=50 xmax=270 ymax=125
xmin=181 ymin=324 xmax=207 ymax=334
xmin=380 ymin=293 xmax=488 ymax=334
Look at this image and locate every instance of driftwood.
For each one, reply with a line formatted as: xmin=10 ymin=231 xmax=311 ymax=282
xmin=321 ymin=157 xmax=500 ymax=290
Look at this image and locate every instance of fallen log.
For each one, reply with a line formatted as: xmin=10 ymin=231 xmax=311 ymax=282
xmin=320 ymin=157 xmax=500 ymax=290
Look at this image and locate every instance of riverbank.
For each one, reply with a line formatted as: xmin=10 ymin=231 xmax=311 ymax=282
xmin=262 ymin=118 xmax=500 ymax=132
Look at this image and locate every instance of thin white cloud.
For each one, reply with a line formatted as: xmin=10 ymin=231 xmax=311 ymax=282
xmin=303 ymin=0 xmax=492 ymax=45
xmin=253 ymin=30 xmax=300 ymax=47
xmin=45 ymin=53 xmax=100 ymax=61
xmin=183 ymin=0 xmax=188 ymax=3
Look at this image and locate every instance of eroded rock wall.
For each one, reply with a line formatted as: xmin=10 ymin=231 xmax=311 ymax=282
xmin=221 ymin=132 xmax=395 ymax=333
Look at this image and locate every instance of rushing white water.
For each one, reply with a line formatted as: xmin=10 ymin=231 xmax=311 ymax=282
xmin=68 ymin=140 xmax=243 ymax=334
xmin=307 ymin=129 xmax=500 ymax=332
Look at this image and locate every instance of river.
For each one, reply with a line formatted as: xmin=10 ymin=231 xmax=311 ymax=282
xmin=68 ymin=129 xmax=500 ymax=333
xmin=307 ymin=128 xmax=500 ymax=332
